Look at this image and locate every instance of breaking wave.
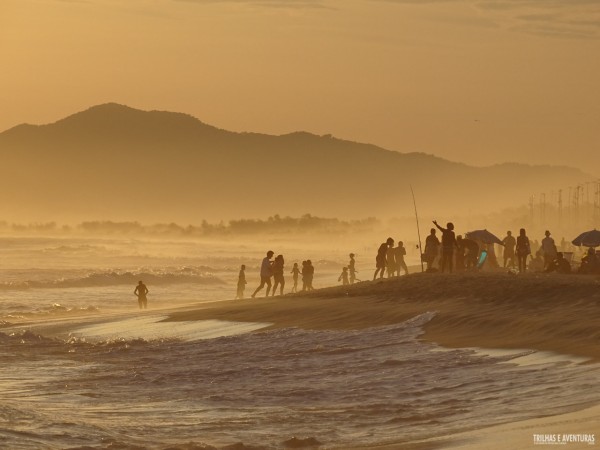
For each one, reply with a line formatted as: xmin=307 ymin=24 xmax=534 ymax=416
xmin=0 ymin=267 xmax=225 ymax=290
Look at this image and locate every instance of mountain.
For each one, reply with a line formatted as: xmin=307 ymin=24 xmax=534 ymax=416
xmin=0 ymin=103 xmax=590 ymax=223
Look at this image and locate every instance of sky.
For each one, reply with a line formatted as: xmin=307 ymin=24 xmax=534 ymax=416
xmin=1 ymin=0 xmax=600 ymax=171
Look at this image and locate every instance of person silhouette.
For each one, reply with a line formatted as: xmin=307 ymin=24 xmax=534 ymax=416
xmin=348 ymin=253 xmax=359 ymax=283
xmin=134 ymin=280 xmax=149 ymax=309
xmin=541 ymin=230 xmax=557 ymax=270
xmin=251 ymin=250 xmax=274 ymax=298
xmin=290 ymin=262 xmax=301 ymax=293
xmin=236 ymin=264 xmax=247 ymax=299
xmin=502 ymin=231 xmax=516 ymax=268
xmin=424 ymin=229 xmax=440 ymax=272
xmin=305 ymin=260 xmax=315 ymax=290
xmin=386 ymin=243 xmax=397 ymax=278
xmin=433 ymin=220 xmax=457 ymax=273
xmin=516 ymin=228 xmax=531 ymax=273
xmin=395 ymin=241 xmax=408 ymax=276
xmin=374 ymin=238 xmax=394 ymax=280
xmin=271 ymin=254 xmax=285 ymax=296
xmin=338 ymin=267 xmax=350 ymax=285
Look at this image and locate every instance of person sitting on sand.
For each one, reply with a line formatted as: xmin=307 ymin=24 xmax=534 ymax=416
xmin=516 ymin=228 xmax=531 ymax=273
xmin=456 ymin=236 xmax=479 ymax=271
xmin=529 ymin=250 xmax=545 ymax=272
xmin=433 ymin=220 xmax=457 ymax=273
xmin=545 ymin=252 xmax=571 ymax=274
xmin=251 ymin=250 xmax=274 ymax=298
xmin=290 ymin=262 xmax=301 ymax=293
xmin=271 ymin=255 xmax=285 ymax=296
xmin=236 ymin=265 xmax=247 ymax=299
xmin=348 ymin=253 xmax=359 ymax=283
xmin=134 ymin=280 xmax=149 ymax=309
xmin=395 ymin=241 xmax=408 ymax=276
xmin=502 ymin=231 xmax=516 ymax=268
xmin=338 ymin=267 xmax=350 ymax=285
xmin=424 ymin=229 xmax=440 ymax=272
xmin=374 ymin=238 xmax=393 ymax=280
xmin=579 ymin=248 xmax=600 ymax=275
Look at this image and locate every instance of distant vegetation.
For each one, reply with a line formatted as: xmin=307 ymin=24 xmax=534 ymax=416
xmin=0 ymin=214 xmax=380 ymax=237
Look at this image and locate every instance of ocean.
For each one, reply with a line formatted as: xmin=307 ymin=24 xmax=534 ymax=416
xmin=1 ymin=235 xmax=599 ymax=449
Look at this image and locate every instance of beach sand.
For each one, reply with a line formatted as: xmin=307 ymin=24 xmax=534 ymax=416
xmin=166 ymin=271 xmax=600 ymax=361
xmin=162 ymin=271 xmax=600 ymax=449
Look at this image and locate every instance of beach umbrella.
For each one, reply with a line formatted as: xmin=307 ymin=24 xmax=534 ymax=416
xmin=464 ymin=229 xmax=503 ymax=245
xmin=572 ymin=229 xmax=600 ymax=247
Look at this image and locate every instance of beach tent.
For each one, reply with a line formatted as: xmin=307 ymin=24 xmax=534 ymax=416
xmin=572 ymin=229 xmax=600 ymax=247
xmin=464 ymin=229 xmax=503 ymax=245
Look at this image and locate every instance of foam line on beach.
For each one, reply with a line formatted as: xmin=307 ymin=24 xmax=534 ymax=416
xmin=70 ymin=315 xmax=270 ymax=342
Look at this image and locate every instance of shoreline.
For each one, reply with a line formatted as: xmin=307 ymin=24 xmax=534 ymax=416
xmin=165 ymin=271 xmax=600 ymax=361
xmin=11 ymin=271 xmax=600 ymax=449
xmin=164 ymin=271 xmax=600 ymax=449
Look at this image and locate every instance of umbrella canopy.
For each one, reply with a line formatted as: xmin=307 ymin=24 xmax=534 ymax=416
xmin=572 ymin=229 xmax=600 ymax=247
xmin=464 ymin=229 xmax=503 ymax=245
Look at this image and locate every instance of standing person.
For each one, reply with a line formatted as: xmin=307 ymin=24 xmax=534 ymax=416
xmin=236 ymin=264 xmax=247 ymax=299
xmin=338 ymin=267 xmax=350 ymax=285
xmin=251 ymin=250 xmax=274 ymax=298
xmin=290 ymin=262 xmax=301 ymax=293
xmin=305 ymin=260 xmax=315 ymax=291
xmin=502 ymin=231 xmax=516 ymax=268
xmin=301 ymin=260 xmax=308 ymax=291
xmin=424 ymin=229 xmax=440 ymax=272
xmin=134 ymin=280 xmax=149 ymax=310
xmin=348 ymin=253 xmax=359 ymax=283
xmin=516 ymin=228 xmax=531 ymax=273
xmin=386 ymin=243 xmax=397 ymax=278
xmin=271 ymin=254 xmax=285 ymax=296
xmin=433 ymin=220 xmax=457 ymax=273
xmin=395 ymin=241 xmax=408 ymax=276
xmin=374 ymin=238 xmax=394 ymax=280
xmin=541 ymin=230 xmax=557 ymax=270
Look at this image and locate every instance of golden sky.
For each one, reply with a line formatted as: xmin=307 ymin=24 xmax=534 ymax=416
xmin=2 ymin=0 xmax=599 ymax=170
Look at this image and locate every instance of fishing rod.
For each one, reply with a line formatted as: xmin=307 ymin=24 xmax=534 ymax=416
xmin=410 ymin=184 xmax=425 ymax=273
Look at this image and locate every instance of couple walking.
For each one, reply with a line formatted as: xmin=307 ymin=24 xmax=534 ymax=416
xmin=251 ymin=250 xmax=285 ymax=297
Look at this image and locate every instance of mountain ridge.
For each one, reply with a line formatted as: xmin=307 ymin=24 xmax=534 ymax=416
xmin=0 ymin=103 xmax=590 ymax=223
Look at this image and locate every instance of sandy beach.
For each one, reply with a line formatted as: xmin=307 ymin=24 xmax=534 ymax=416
xmin=160 ymin=271 xmax=600 ymax=449
xmin=166 ymin=271 xmax=600 ymax=361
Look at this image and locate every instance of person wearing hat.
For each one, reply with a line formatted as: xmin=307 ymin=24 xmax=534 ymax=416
xmin=251 ymin=250 xmax=274 ymax=298
xmin=541 ymin=230 xmax=557 ymax=270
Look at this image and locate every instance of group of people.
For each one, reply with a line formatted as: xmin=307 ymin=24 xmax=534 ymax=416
xmin=420 ymin=221 xmax=588 ymax=275
xmin=421 ymin=220 xmax=485 ymax=273
xmin=373 ymin=239 xmax=409 ymax=280
xmin=236 ymin=251 xmax=318 ymax=299
xmin=136 ymin=222 xmax=599 ymax=306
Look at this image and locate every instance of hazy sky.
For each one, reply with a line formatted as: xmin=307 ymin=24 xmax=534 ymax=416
xmin=2 ymin=0 xmax=599 ymax=170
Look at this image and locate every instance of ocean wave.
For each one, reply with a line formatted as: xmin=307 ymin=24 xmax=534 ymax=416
xmin=0 ymin=268 xmax=225 ymax=290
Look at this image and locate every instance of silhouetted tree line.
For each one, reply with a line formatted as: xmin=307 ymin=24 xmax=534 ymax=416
xmin=0 ymin=215 xmax=379 ymax=237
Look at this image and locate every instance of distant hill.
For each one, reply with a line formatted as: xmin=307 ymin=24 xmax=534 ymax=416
xmin=0 ymin=103 xmax=590 ymax=223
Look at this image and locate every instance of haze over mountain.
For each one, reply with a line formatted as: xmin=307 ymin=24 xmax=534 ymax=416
xmin=0 ymin=104 xmax=590 ymax=224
